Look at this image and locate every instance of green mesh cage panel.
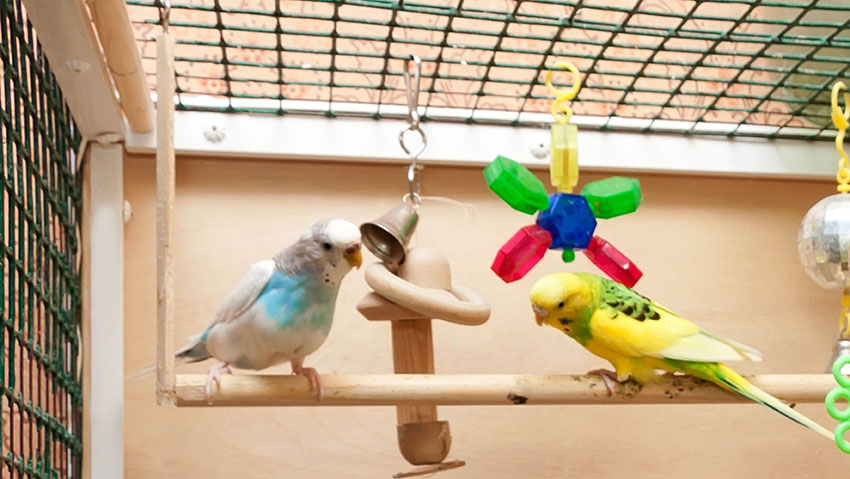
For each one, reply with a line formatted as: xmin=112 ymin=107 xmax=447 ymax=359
xmin=0 ymin=0 xmax=83 ymax=477
xmin=126 ymin=0 xmax=850 ymax=140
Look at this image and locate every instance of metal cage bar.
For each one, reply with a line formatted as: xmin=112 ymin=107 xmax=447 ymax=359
xmin=124 ymin=0 xmax=850 ymax=140
xmin=0 ymin=0 xmax=83 ymax=476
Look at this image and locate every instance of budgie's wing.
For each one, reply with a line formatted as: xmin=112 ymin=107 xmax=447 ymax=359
xmin=174 ymin=260 xmax=275 ymax=362
xmin=210 ymin=259 xmax=275 ymax=324
xmin=589 ymin=278 xmax=762 ymax=362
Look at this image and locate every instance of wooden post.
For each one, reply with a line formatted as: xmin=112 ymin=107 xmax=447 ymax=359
xmin=82 ymin=143 xmax=125 ymax=478
xmin=392 ymin=320 xmax=437 ymax=423
xmin=155 ymin=33 xmax=176 ymax=405
xmin=87 ymin=0 xmax=155 ymax=132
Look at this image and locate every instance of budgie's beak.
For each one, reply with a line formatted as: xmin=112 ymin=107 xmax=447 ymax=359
xmin=344 ymin=243 xmax=363 ymax=269
xmin=532 ymin=304 xmax=548 ymax=326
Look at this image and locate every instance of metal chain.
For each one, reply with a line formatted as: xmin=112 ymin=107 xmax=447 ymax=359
xmin=160 ymin=0 xmax=171 ymax=33
xmin=399 ymin=54 xmax=426 ymax=207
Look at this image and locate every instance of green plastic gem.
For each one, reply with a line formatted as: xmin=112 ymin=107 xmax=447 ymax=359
xmin=484 ymin=155 xmax=550 ymax=215
xmin=581 ymin=176 xmax=642 ymax=219
xmin=562 ymin=249 xmax=576 ymax=263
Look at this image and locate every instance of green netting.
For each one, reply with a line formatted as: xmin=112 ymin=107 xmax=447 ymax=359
xmin=0 ymin=0 xmax=83 ymax=477
xmin=126 ymin=0 xmax=850 ymax=139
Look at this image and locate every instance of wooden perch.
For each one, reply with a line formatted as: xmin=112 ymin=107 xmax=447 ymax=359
xmin=175 ymin=373 xmax=833 ymax=407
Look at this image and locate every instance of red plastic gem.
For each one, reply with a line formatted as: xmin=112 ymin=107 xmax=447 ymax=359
xmin=583 ymin=236 xmax=643 ymax=287
xmin=491 ymin=225 xmax=552 ymax=283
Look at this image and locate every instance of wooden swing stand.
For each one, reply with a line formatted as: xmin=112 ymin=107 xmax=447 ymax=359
xmin=150 ymin=16 xmax=835 ymax=411
xmin=149 ymin=11 xmax=835 ymax=474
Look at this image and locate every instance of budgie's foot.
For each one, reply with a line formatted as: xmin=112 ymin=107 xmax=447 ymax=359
xmin=587 ymin=368 xmax=620 ymax=397
xmin=291 ymin=361 xmax=323 ymax=403
xmin=204 ymin=362 xmax=231 ymax=404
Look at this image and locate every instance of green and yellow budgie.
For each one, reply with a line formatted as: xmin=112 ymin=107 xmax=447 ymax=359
xmin=529 ymin=272 xmax=831 ymax=439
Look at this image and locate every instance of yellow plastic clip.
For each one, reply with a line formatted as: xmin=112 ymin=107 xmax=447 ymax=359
xmin=832 ymin=82 xmax=850 ymax=194
xmin=545 ymin=62 xmax=582 ymax=193
xmin=550 ymin=123 xmax=578 ymax=193
xmin=841 ymin=292 xmax=850 ymax=340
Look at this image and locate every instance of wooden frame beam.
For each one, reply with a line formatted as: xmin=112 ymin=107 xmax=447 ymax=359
xmin=176 ymin=373 xmax=833 ymax=407
xmin=124 ymin=111 xmax=838 ymax=180
xmin=155 ymin=33 xmax=176 ymax=404
xmin=22 ymin=0 xmax=124 ymax=140
xmin=87 ymin=0 xmax=155 ymax=133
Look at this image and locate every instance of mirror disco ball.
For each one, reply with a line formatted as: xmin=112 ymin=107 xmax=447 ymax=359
xmin=798 ymin=193 xmax=850 ymax=290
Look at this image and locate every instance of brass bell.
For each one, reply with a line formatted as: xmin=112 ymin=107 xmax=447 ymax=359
xmin=360 ymin=203 xmax=418 ymax=266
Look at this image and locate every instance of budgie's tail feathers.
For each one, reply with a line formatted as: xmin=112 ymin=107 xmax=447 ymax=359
xmin=125 ymin=363 xmax=156 ymax=383
xmin=707 ymin=363 xmax=832 ymax=440
xmin=125 ymin=334 xmax=211 ymax=383
xmin=174 ymin=333 xmax=211 ymax=362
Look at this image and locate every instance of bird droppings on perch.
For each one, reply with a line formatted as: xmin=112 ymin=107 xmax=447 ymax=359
xmin=507 ymin=393 xmax=528 ymax=404
xmin=173 ymin=373 xmax=833 ymax=407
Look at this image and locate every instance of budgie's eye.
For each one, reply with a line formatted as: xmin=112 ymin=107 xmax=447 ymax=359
xmin=557 ymin=301 xmax=565 ymax=309
xmin=322 ymin=242 xmax=332 ymax=251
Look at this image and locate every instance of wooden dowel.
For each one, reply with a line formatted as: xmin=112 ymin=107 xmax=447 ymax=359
xmin=392 ymin=320 xmax=437 ymax=424
xmin=175 ymin=373 xmax=834 ymax=407
xmin=87 ymin=0 xmax=155 ymax=132
xmin=155 ymin=33 xmax=176 ymax=405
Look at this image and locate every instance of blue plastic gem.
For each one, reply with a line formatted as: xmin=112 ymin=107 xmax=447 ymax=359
xmin=535 ymin=193 xmax=597 ymax=250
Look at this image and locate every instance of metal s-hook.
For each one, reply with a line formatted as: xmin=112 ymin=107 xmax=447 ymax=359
xmin=403 ymin=55 xmax=422 ymax=128
xmin=399 ymin=55 xmax=427 ymax=207
xmin=161 ymin=0 xmax=172 ymax=34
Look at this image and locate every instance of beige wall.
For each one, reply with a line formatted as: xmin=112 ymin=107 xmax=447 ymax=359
xmin=124 ymin=155 xmax=845 ymax=478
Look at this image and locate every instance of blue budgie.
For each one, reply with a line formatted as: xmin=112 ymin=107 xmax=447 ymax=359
xmin=133 ymin=219 xmax=362 ymax=403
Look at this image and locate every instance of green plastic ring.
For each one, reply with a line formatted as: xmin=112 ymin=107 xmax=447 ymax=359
xmin=826 ymin=387 xmax=850 ymax=421
xmin=832 ymin=355 xmax=850 ymax=387
xmin=835 ymin=422 xmax=850 ymax=454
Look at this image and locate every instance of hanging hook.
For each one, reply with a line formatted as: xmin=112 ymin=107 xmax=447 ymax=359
xmin=404 ymin=55 xmax=421 ymax=128
xmin=832 ymin=82 xmax=849 ymax=193
xmin=545 ymin=61 xmax=582 ymax=124
xmin=161 ymin=0 xmax=171 ymax=34
xmin=399 ymin=55 xmax=427 ymax=207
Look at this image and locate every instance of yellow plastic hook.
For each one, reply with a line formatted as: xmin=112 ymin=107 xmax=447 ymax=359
xmin=545 ymin=61 xmax=582 ymax=125
xmin=832 ymin=82 xmax=850 ymax=193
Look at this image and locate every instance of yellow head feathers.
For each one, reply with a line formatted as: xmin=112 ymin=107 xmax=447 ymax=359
xmin=529 ymin=273 xmax=592 ymax=327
